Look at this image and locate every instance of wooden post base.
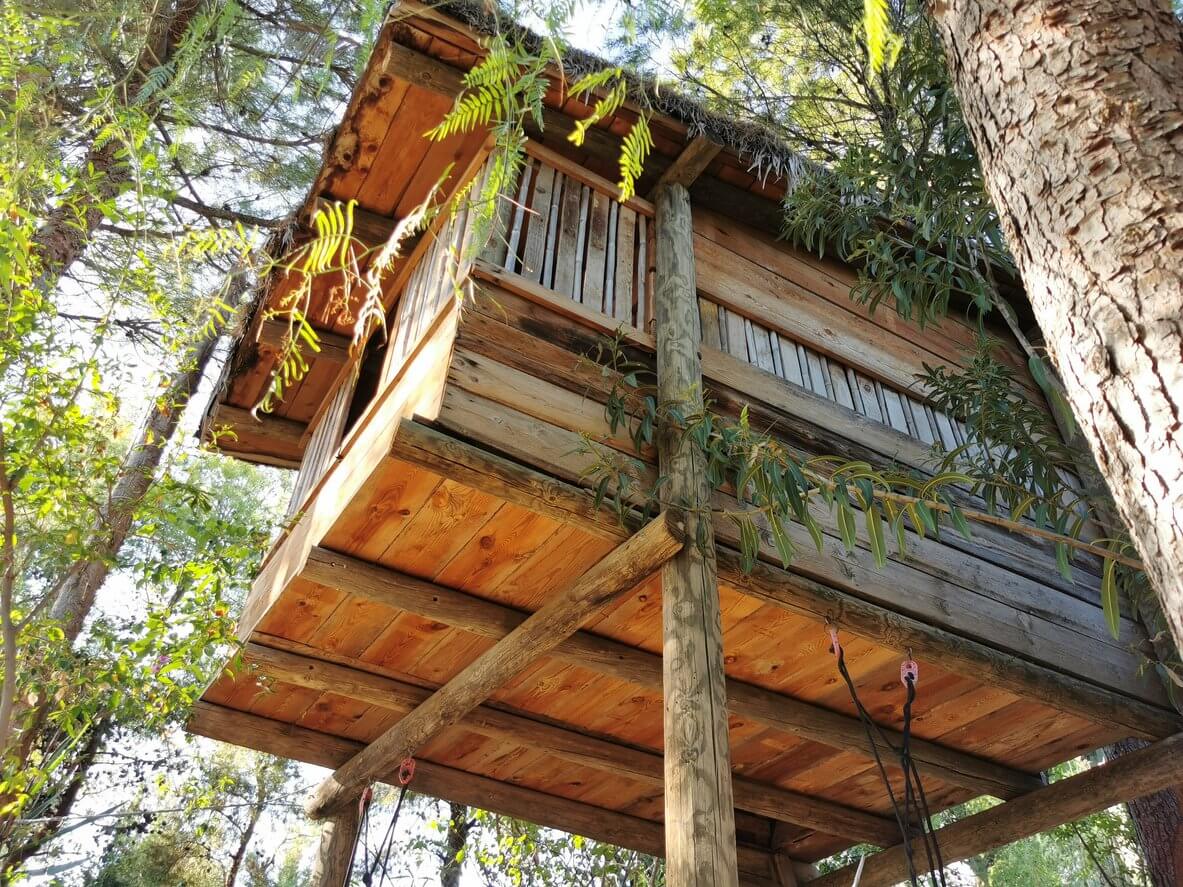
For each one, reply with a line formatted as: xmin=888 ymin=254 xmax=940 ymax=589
xmin=309 ymin=799 xmax=362 ymax=887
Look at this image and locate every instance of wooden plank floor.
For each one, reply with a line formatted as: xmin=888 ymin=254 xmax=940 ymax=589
xmin=201 ymin=455 xmax=1121 ymax=865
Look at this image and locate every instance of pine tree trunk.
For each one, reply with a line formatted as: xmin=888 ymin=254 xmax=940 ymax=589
xmin=47 ymin=273 xmax=250 ymax=641
xmin=1111 ymin=739 xmax=1183 ymax=886
xmin=929 ymin=0 xmax=1183 ymax=654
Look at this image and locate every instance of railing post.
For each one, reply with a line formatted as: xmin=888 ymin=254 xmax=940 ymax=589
xmin=654 ymin=181 xmax=739 ymax=887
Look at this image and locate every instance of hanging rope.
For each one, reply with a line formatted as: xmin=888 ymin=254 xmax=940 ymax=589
xmin=347 ymin=757 xmax=417 ymax=887
xmin=827 ymin=622 xmax=947 ymax=887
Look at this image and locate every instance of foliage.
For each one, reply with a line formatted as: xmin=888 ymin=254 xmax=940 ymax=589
xmin=352 ymin=791 xmax=663 ymax=887
xmin=922 ymin=347 xmax=1181 ymax=695
xmin=579 ymin=333 xmax=1134 ymax=583
xmin=86 ymin=746 xmax=306 ymax=887
xmin=0 ymin=0 xmax=387 ymax=875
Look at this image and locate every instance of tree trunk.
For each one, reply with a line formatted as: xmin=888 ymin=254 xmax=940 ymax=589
xmin=439 ymin=802 xmax=470 ymax=887
xmin=1111 ymin=739 xmax=1183 ymax=886
xmin=32 ymin=0 xmax=202 ymax=293
xmin=47 ymin=272 xmax=249 ymax=641
xmin=224 ymin=776 xmax=266 ymax=887
xmin=929 ymin=0 xmax=1183 ymax=655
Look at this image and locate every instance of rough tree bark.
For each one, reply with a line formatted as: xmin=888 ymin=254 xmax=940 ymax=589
xmin=929 ymin=0 xmax=1183 ymax=671
xmin=1111 ymin=739 xmax=1183 ymax=886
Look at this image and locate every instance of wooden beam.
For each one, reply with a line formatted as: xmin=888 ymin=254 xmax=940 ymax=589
xmin=387 ymin=419 xmax=1181 ymax=741
xmin=188 ymin=702 xmax=783 ymax=887
xmin=309 ymin=196 xmax=397 ymax=246
xmin=652 ymin=136 xmax=722 ymax=194
xmin=247 ymin=641 xmax=899 ymax=845
xmin=654 ymin=180 xmax=739 ymax=887
xmin=305 ymin=542 xmax=1037 ymax=802
xmin=808 ymin=732 xmax=1183 ymax=887
xmin=257 ymin=319 xmax=352 ymax=364
xmin=308 ymin=800 xmax=360 ymax=887
xmin=204 ymin=404 xmax=307 ymax=464
xmin=305 ymin=513 xmax=684 ymax=817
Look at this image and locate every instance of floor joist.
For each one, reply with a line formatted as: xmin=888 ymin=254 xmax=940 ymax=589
xmin=388 ymin=418 xmax=1180 ymax=740
xmin=808 ymin=731 xmax=1183 ymax=887
xmin=246 ymin=640 xmax=899 ymax=846
xmin=188 ymin=701 xmax=790 ymax=887
xmin=305 ymin=512 xmax=683 ymax=817
xmin=300 ymin=545 xmax=1037 ymax=799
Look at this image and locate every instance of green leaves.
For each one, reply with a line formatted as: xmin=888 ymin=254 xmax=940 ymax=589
xmin=1101 ymin=555 xmax=1120 ymax=640
xmin=863 ymin=0 xmax=902 ymax=73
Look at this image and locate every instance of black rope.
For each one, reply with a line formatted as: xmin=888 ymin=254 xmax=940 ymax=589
xmin=347 ymin=783 xmax=410 ymax=887
xmin=832 ymin=636 xmax=947 ymax=887
xmin=366 ymin=783 xmax=410 ymax=887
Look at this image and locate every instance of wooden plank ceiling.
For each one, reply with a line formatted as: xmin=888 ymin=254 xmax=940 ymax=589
xmin=198 ymin=443 xmax=1119 ymax=865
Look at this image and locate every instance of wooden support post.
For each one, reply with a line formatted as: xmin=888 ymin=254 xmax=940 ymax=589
xmin=304 ymin=512 xmax=683 ymax=817
xmin=655 ymin=181 xmax=738 ymax=887
xmin=808 ymin=732 xmax=1183 ymax=887
xmin=308 ymin=798 xmax=361 ymax=887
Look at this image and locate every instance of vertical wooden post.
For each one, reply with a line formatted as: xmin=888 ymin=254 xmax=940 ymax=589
xmin=654 ymin=182 xmax=739 ymax=887
xmin=309 ymin=799 xmax=361 ymax=887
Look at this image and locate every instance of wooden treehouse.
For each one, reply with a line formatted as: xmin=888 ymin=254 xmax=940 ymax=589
xmin=190 ymin=4 xmax=1183 ymax=885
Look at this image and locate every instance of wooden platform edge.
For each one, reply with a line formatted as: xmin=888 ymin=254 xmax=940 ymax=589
xmin=387 ymin=417 xmax=1181 ymax=740
xmin=187 ymin=701 xmax=790 ymax=887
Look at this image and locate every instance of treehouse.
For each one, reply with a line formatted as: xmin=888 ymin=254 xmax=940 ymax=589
xmin=189 ymin=3 xmax=1183 ymax=884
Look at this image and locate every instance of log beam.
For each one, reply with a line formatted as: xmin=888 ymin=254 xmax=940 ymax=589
xmin=203 ymin=404 xmax=306 ymax=467
xmin=300 ymin=546 xmax=1037 ymax=800
xmin=247 ymin=640 xmax=899 ymax=846
xmin=388 ymin=418 xmax=1181 ymax=740
xmin=655 ymin=180 xmax=738 ymax=887
xmin=304 ymin=512 xmax=684 ymax=817
xmin=651 ymin=136 xmax=722 ymax=194
xmin=309 ymin=197 xmax=398 ymax=246
xmin=189 ymin=702 xmax=784 ymax=887
xmin=808 ymin=732 xmax=1183 ymax=887
xmin=257 ymin=318 xmax=352 ymax=364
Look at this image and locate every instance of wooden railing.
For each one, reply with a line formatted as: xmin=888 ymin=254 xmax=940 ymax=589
xmin=697 ymin=295 xmax=969 ymax=450
xmin=285 ymin=373 xmax=356 ymax=519
xmin=494 ymin=145 xmax=655 ymax=331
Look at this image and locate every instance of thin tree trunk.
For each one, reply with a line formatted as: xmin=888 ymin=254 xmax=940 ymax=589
xmin=47 ymin=273 xmax=249 ymax=641
xmin=0 ymin=717 xmax=109 ymax=881
xmin=929 ymin=0 xmax=1183 ymax=660
xmin=32 ymin=0 xmax=202 ymax=293
xmin=439 ymin=802 xmax=470 ymax=887
xmin=224 ymin=777 xmax=266 ymax=887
